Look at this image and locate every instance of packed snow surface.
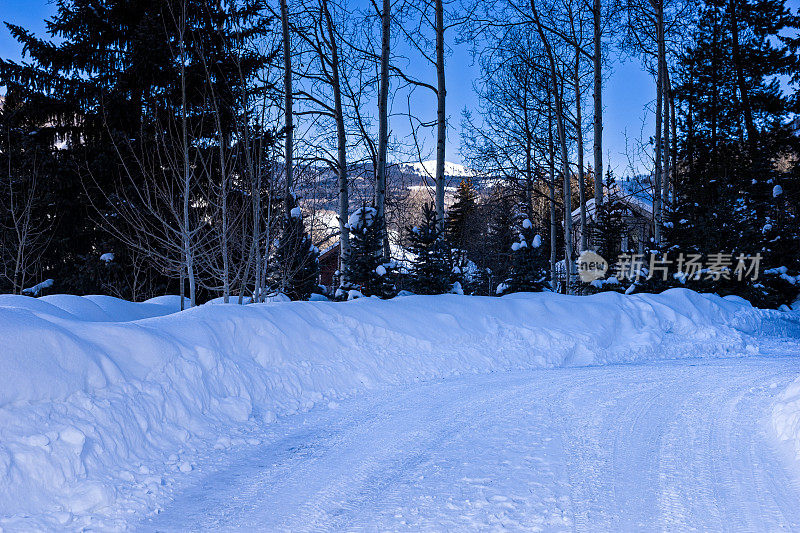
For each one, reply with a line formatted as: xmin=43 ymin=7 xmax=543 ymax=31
xmin=143 ymin=357 xmax=800 ymax=531
xmin=1 ymin=289 xmax=800 ymax=530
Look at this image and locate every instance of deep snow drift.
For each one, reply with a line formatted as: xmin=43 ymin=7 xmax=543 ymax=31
xmin=773 ymin=375 xmax=800 ymax=462
xmin=0 ymin=289 xmax=798 ymax=530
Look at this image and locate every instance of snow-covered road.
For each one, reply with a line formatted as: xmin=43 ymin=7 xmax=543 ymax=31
xmin=139 ymin=355 xmax=800 ymax=532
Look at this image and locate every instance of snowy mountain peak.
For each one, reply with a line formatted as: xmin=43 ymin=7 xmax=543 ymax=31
xmin=402 ymin=160 xmax=478 ymax=179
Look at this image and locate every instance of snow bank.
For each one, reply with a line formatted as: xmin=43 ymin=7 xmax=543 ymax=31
xmin=772 ymin=317 xmax=800 ymax=464
xmin=1 ymin=289 xmax=798 ymax=529
xmin=774 ymin=380 xmax=800 ymax=460
xmin=0 ymin=294 xmax=184 ymax=322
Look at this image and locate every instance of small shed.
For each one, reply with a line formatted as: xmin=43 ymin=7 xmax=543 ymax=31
xmin=318 ymin=245 xmax=340 ymax=289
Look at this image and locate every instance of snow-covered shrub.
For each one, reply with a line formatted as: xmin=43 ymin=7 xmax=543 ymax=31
xmin=405 ymin=203 xmax=451 ymax=295
xmin=271 ymin=197 xmax=319 ymax=301
xmin=340 ymin=205 xmax=396 ymax=299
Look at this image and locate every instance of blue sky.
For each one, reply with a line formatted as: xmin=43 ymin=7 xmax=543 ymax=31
xmin=1 ymin=0 xmax=654 ymax=174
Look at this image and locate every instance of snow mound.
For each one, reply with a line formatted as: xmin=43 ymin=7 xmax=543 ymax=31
xmin=1 ymin=289 xmax=798 ymax=529
xmin=772 ymin=325 xmax=800 ymax=466
xmin=0 ymin=294 xmax=183 ymax=322
xmin=774 ymin=381 xmax=800 ymax=460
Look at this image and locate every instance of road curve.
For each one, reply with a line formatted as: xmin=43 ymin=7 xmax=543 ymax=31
xmin=140 ymin=356 xmax=800 ymax=532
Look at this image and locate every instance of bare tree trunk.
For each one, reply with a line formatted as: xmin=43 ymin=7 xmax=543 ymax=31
xmin=434 ymin=0 xmax=446 ymax=231
xmin=670 ymin=86 xmax=677 ymax=194
xmin=548 ymin=88 xmax=557 ymax=289
xmin=592 ymin=0 xmax=603 ymax=208
xmin=376 ymin=0 xmax=391 ymax=260
xmin=525 ymin=139 xmax=534 ymax=220
xmin=575 ymin=50 xmax=587 ymax=252
xmin=260 ymin=178 xmax=275 ymax=301
xmin=558 ymin=90 xmax=574 ymax=292
xmin=322 ymin=0 xmax=350 ymax=277
xmin=522 ymin=83 xmax=535 ymax=220
xmin=244 ymin=140 xmax=262 ymax=305
xmin=179 ymin=260 xmax=185 ymax=310
xmin=662 ymin=66 xmax=671 ymax=219
xmin=280 ymin=0 xmax=293 ymax=210
xmin=235 ymin=100 xmax=261 ymax=305
xmin=13 ymin=238 xmax=24 ymax=294
xmin=729 ymin=0 xmax=756 ymax=145
xmin=219 ymin=137 xmax=231 ymax=303
xmin=236 ymin=155 xmax=257 ymax=306
xmin=652 ymin=0 xmax=664 ymax=246
xmin=179 ymin=2 xmax=196 ymax=307
xmin=531 ymin=0 xmax=573 ymax=292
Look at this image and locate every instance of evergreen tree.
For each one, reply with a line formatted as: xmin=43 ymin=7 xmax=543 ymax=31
xmin=272 ymin=199 xmax=319 ymax=301
xmin=469 ymin=267 xmax=494 ymax=296
xmin=342 ymin=205 xmax=396 ymax=298
xmin=591 ymin=201 xmax=629 ymax=267
xmin=0 ymin=1 xmax=178 ymax=295
xmin=406 ymin=203 xmax=452 ymax=295
xmin=500 ymin=218 xmax=548 ymax=294
xmin=579 ymin=201 xmax=634 ymax=294
xmin=671 ymin=0 xmax=800 ymax=307
xmin=0 ymin=0 xmax=271 ymax=298
xmin=446 ymin=178 xmax=478 ymax=264
xmin=485 ymin=194 xmax=517 ymax=292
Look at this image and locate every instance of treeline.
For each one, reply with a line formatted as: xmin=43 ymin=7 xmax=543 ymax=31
xmin=1 ymin=0 xmax=798 ymax=307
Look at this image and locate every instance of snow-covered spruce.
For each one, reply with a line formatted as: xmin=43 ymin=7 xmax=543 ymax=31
xmin=342 ymin=206 xmax=395 ymax=298
xmin=405 ymin=203 xmax=451 ymax=295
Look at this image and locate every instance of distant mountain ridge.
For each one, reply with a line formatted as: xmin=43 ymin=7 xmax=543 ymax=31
xmin=399 ymin=160 xmax=479 ymax=180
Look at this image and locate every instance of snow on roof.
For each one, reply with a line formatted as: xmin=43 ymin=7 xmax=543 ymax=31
xmin=318 ymin=244 xmax=339 ymax=259
xmin=571 ymin=178 xmax=654 ymax=224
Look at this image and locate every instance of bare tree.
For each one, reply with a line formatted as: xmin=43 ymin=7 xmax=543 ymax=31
xmin=395 ymin=0 xmax=470 ymax=230
xmin=281 ymin=0 xmax=294 ymax=213
xmin=592 ymin=0 xmax=604 ymax=208
xmin=1 ymin=142 xmax=52 ymax=294
xmin=321 ymin=0 xmax=352 ymax=277
xmin=530 ymin=0 xmax=574 ymax=291
xmin=375 ymin=0 xmax=392 ymax=259
xmin=434 ymin=0 xmax=447 ymax=230
xmin=177 ymin=0 xmax=197 ymax=307
xmin=564 ymin=0 xmax=592 ymax=252
xmin=624 ymin=0 xmax=693 ymax=245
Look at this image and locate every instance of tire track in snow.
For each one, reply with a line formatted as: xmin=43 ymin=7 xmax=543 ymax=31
xmin=140 ymin=356 xmax=800 ymax=532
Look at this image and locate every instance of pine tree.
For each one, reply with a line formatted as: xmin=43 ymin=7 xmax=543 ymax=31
xmin=446 ymin=178 xmax=478 ymax=263
xmin=591 ymin=202 xmax=629 ymax=267
xmin=341 ymin=205 xmax=396 ymax=298
xmin=579 ymin=200 xmax=634 ymax=294
xmin=0 ymin=0 xmax=271 ymax=298
xmin=500 ymin=218 xmax=548 ymax=294
xmin=272 ymin=199 xmax=319 ymax=301
xmin=406 ymin=203 xmax=452 ymax=295
xmin=485 ymin=194 xmax=517 ymax=293
xmin=671 ymin=0 xmax=800 ymax=307
xmin=0 ymin=1 xmax=181 ymax=295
